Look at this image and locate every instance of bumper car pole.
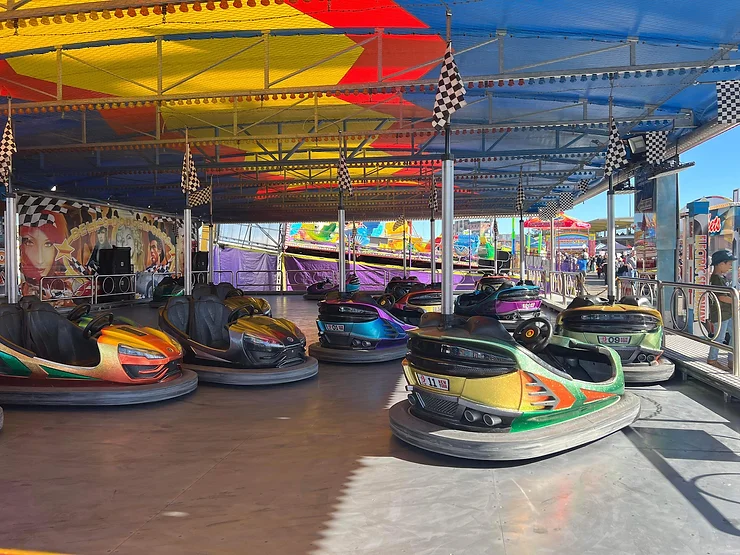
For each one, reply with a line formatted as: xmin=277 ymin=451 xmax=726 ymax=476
xmin=442 ymin=126 xmax=454 ymax=325
xmin=338 ymin=136 xmax=347 ymax=294
xmin=184 ymin=205 xmax=193 ymax=295
xmin=4 ymin=99 xmax=19 ymax=305
xmin=207 ymin=185 xmax=215 ymax=285
xmin=606 ymin=93 xmax=617 ymax=303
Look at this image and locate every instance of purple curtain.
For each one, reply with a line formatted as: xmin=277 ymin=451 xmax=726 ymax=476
xmin=213 ymin=247 xmax=278 ymax=291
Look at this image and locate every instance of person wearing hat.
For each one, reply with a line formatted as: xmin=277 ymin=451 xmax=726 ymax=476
xmin=707 ymin=249 xmax=737 ymax=370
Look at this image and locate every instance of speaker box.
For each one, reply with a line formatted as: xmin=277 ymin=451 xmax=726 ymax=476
xmin=193 ymin=251 xmax=209 ymax=272
xmin=97 ymin=247 xmax=133 ymax=303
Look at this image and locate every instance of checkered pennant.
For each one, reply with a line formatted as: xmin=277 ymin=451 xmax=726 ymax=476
xmin=432 ymin=42 xmax=467 ymax=130
xmin=604 ymin=118 xmax=628 ymax=177
xmin=393 ymin=215 xmax=406 ymax=231
xmin=717 ymin=80 xmax=740 ymax=124
xmin=188 ymin=185 xmax=211 ymax=208
xmin=18 ymin=195 xmax=71 ymax=227
xmin=645 ymin=131 xmax=668 ymax=165
xmin=338 ymin=153 xmax=353 ymax=195
xmin=0 ymin=117 xmax=16 ymax=184
xmin=544 ymin=201 xmax=559 ymax=221
xmin=558 ymin=191 xmax=574 ymax=211
xmin=428 ymin=184 xmax=439 ymax=212
xmin=577 ymin=179 xmax=590 ymax=196
xmin=515 ymin=175 xmax=525 ymax=213
xmin=181 ymin=143 xmax=200 ymax=194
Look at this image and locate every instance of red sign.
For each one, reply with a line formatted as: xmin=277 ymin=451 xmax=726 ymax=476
xmin=708 ymin=215 xmax=722 ymax=235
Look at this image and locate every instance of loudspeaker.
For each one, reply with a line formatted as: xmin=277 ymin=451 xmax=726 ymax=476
xmin=97 ymin=247 xmax=133 ymax=303
xmin=193 ymin=251 xmax=209 ymax=272
xmin=98 ymin=246 xmax=132 ymax=275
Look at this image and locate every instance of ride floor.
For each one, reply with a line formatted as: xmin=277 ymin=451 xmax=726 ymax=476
xmin=1 ymin=298 xmax=740 ymax=554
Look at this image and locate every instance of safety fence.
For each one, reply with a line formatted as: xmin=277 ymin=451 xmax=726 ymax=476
xmin=525 ymin=269 xmax=583 ymax=305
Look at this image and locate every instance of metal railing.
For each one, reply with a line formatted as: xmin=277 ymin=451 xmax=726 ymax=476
xmin=212 ymin=270 xmax=234 ymax=286
xmin=237 ymin=269 xmax=281 ymax=292
xmin=93 ymin=273 xmax=137 ymax=304
xmin=192 ymin=271 xmax=209 ymax=286
xmin=39 ymin=274 xmax=95 ymax=303
xmin=617 ymin=276 xmax=659 ymax=308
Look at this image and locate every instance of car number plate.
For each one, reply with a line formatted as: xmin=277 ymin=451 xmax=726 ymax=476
xmin=598 ymin=335 xmax=630 ymax=345
xmin=429 ymin=306 xmax=442 ymax=313
xmin=415 ymin=373 xmax=449 ymax=391
xmin=522 ymin=302 xmax=537 ymax=309
xmin=325 ymin=324 xmax=345 ymax=332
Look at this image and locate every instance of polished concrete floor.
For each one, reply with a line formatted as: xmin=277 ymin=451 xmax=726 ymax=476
xmin=1 ymin=297 xmax=740 ymax=554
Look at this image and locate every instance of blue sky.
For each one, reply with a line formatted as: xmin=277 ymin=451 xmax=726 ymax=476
xmin=413 ymin=126 xmax=740 ymax=240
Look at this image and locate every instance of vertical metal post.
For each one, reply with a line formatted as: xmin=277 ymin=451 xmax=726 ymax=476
xmin=402 ymin=219 xmax=407 ymax=277
xmin=430 ymin=214 xmax=436 ymax=283
xmin=184 ymin=207 xmax=192 ymax=295
xmin=442 ymin=132 xmax=454 ymax=320
xmin=376 ymin=28 xmax=383 ymax=81
xmin=733 ymin=290 xmax=740 ymax=377
xmin=263 ymin=31 xmax=270 ymax=89
xmin=5 ymin=189 xmax=18 ymax=304
xmin=56 ymin=47 xmax=63 ymax=100
xmin=338 ymin=135 xmax=346 ymax=293
xmin=467 ymin=219 xmax=472 ymax=273
xmin=607 ymin=176 xmax=617 ymax=302
xmin=550 ymin=217 xmax=556 ymax=272
xmin=519 ymin=218 xmax=526 ymax=282
xmin=493 ymin=218 xmax=498 ymax=273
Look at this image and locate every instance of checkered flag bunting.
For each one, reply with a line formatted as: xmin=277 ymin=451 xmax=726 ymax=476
xmin=541 ymin=201 xmax=558 ymax=221
xmin=577 ymin=179 xmax=589 ymax=196
xmin=432 ymin=42 xmax=467 ymax=130
xmin=181 ymin=143 xmax=200 ymax=194
xmin=717 ymin=80 xmax=740 ymax=124
xmin=18 ymin=195 xmax=76 ymax=227
xmin=604 ymin=118 xmax=628 ymax=177
xmin=0 ymin=117 xmax=16 ymax=184
xmin=393 ymin=215 xmax=406 ymax=231
xmin=428 ymin=184 xmax=439 ymax=212
xmin=515 ymin=175 xmax=525 ymax=214
xmin=558 ymin=191 xmax=574 ymax=211
xmin=645 ymin=131 xmax=668 ymax=165
xmin=188 ymin=185 xmax=211 ymax=208
xmin=338 ymin=153 xmax=353 ymax=195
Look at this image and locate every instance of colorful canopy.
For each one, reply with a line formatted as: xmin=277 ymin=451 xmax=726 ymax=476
xmin=1 ymin=1 xmax=738 ymax=221
xmin=524 ymin=213 xmax=590 ymax=230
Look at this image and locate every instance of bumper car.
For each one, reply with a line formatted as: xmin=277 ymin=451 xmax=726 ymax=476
xmin=159 ymin=295 xmax=318 ymax=385
xmin=308 ymin=291 xmax=415 ymax=363
xmin=455 ymin=279 xmax=542 ymax=330
xmin=387 ymin=287 xmax=442 ymax=326
xmin=0 ymin=300 xmax=196 ymax=406
xmin=150 ymin=275 xmax=184 ymax=308
xmin=193 ymin=283 xmax=271 ymax=317
xmin=304 ymin=278 xmax=339 ymax=301
xmin=556 ymin=295 xmax=675 ymax=383
xmin=389 ymin=315 xmax=640 ymax=460
xmin=385 ymin=275 xmax=421 ymax=300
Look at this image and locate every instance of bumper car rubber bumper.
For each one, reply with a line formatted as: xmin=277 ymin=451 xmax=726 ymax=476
xmin=184 ymin=356 xmax=319 ymax=385
xmin=623 ymin=357 xmax=675 ymax=384
xmin=389 ymin=393 xmax=641 ymax=460
xmin=308 ymin=341 xmax=407 ymax=363
xmin=0 ymin=370 xmax=198 ymax=406
xmin=304 ymin=292 xmax=329 ymax=301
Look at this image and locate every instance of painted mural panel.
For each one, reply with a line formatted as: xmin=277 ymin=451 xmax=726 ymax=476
xmin=2 ymin=195 xmax=182 ymax=300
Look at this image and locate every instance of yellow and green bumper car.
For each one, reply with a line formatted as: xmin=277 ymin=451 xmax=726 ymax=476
xmin=389 ymin=315 xmax=640 ymax=460
xmin=556 ymin=296 xmax=674 ymax=383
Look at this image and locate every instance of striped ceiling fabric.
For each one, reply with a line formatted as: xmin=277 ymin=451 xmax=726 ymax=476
xmin=1 ymin=0 xmax=737 ymax=221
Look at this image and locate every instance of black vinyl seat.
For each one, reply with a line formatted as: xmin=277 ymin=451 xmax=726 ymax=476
xmin=419 ymin=313 xmax=514 ymax=343
xmin=193 ymin=283 xmax=241 ymax=302
xmin=24 ymin=305 xmax=100 ymax=367
xmin=619 ymin=295 xmax=652 ymax=308
xmin=164 ymin=296 xmax=231 ymax=350
xmin=0 ymin=304 xmax=24 ymax=349
xmin=456 ymin=290 xmax=494 ymax=308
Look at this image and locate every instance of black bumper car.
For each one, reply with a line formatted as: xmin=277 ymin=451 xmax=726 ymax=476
xmin=160 ymin=295 xmax=318 ymax=385
xmin=304 ymin=278 xmax=339 ymax=301
xmin=150 ymin=275 xmax=184 ymax=308
xmin=193 ymin=282 xmax=271 ymax=316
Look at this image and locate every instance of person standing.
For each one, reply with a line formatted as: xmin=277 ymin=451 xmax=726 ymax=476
xmin=707 ymin=250 xmax=737 ymax=370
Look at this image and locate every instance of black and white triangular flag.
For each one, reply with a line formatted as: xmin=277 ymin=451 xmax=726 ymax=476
xmin=717 ymin=80 xmax=740 ymax=124
xmin=428 ymin=184 xmax=439 ymax=212
xmin=432 ymin=43 xmax=467 ymax=130
xmin=577 ymin=179 xmax=589 ymax=196
xmin=558 ymin=191 xmax=574 ymax=211
xmin=188 ymin=185 xmax=212 ymax=208
xmin=0 ymin=116 xmax=16 ymax=184
xmin=181 ymin=143 xmax=200 ymax=193
xmin=515 ymin=175 xmax=525 ymax=213
xmin=338 ymin=153 xmax=353 ymax=195
xmin=545 ymin=201 xmax=559 ymax=220
xmin=604 ymin=118 xmax=628 ymax=177
xmin=645 ymin=131 xmax=668 ymax=165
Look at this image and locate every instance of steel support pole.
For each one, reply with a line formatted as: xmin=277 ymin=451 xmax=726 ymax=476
xmin=207 ymin=224 xmax=215 ymax=283
xmin=607 ymin=176 xmax=617 ymax=302
xmin=5 ymin=191 xmax=18 ymax=303
xmin=402 ymin=222 xmax=407 ymax=277
xmin=184 ymin=208 xmax=192 ymax=295
xmin=338 ymin=205 xmax=346 ymax=292
xmin=493 ymin=222 xmax=498 ymax=274
xmin=550 ymin=217 xmax=556 ymax=272
xmin=430 ymin=215 xmax=436 ymax=283
xmin=519 ymin=218 xmax=526 ymax=282
xmin=442 ymin=156 xmax=454 ymax=320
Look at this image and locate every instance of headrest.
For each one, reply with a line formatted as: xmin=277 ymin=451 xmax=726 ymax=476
xmin=566 ymin=295 xmax=607 ymax=309
xmin=620 ymin=295 xmax=652 ymax=308
xmin=192 ymin=284 xmax=216 ymax=300
xmin=164 ymin=296 xmax=191 ymax=312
